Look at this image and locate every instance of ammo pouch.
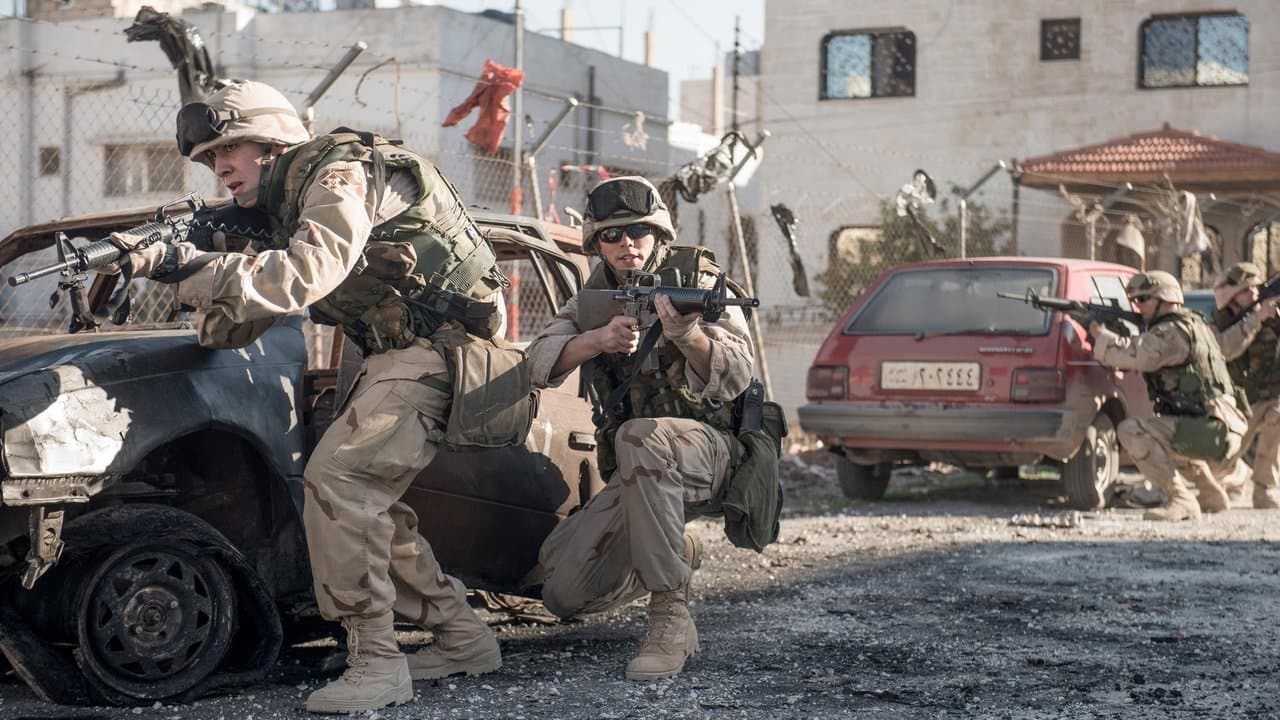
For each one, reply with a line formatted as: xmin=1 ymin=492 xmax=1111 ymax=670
xmin=427 ymin=323 xmax=539 ymax=451
xmin=1170 ymin=416 xmax=1231 ymax=463
xmin=722 ymin=379 xmax=788 ymax=552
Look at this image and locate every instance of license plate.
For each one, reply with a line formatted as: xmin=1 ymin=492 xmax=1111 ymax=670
xmin=881 ymin=362 xmax=980 ymax=391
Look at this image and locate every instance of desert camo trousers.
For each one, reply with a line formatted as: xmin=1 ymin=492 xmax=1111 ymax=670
xmin=539 ymin=417 xmax=734 ymax=619
xmin=1117 ymin=416 xmax=1240 ymax=497
xmin=302 ymin=338 xmax=471 ymax=635
xmin=1239 ymin=398 xmax=1280 ymax=491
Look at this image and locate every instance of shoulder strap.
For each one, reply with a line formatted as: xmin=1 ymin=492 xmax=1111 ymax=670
xmin=592 ymin=321 xmax=664 ymax=427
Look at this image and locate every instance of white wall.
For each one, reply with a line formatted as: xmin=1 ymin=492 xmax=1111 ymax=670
xmin=760 ymin=0 xmax=1280 ymax=288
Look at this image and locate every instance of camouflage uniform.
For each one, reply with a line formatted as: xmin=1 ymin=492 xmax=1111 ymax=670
xmin=117 ymin=81 xmax=503 ymax=714
xmin=1093 ymin=272 xmax=1247 ymax=520
xmin=525 ymin=177 xmax=754 ymax=681
xmin=1213 ymin=262 xmax=1280 ymax=508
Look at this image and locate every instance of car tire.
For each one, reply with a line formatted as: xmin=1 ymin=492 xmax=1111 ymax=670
xmin=73 ymin=539 xmax=238 ymax=703
xmin=1062 ymin=413 xmax=1118 ymax=510
xmin=836 ymin=458 xmax=893 ymax=500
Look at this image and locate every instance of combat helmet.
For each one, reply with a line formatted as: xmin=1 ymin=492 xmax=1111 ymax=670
xmin=176 ymin=80 xmax=310 ymax=167
xmin=1126 ymin=270 xmax=1184 ymax=305
xmin=581 ymin=177 xmax=675 ymax=254
xmin=1214 ymin=261 xmax=1264 ymax=310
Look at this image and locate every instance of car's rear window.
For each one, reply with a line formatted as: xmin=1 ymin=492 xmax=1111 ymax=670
xmin=846 ymin=266 xmax=1056 ymax=335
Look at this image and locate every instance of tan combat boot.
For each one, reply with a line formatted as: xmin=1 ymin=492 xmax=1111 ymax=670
xmin=306 ymin=614 xmax=413 ymax=714
xmin=407 ymin=611 xmax=502 ymax=681
xmin=625 ymin=590 xmax=699 ymax=681
xmin=1143 ymin=476 xmax=1202 ymax=522
xmin=1254 ymin=484 xmax=1280 ymax=509
xmin=1186 ymin=461 xmax=1229 ymax=512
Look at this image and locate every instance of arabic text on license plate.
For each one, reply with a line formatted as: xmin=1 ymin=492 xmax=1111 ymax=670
xmin=881 ymin=362 xmax=980 ymax=391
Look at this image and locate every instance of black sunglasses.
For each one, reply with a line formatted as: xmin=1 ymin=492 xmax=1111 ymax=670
xmin=586 ymin=181 xmax=658 ymax=221
xmin=595 ymin=223 xmax=654 ymax=244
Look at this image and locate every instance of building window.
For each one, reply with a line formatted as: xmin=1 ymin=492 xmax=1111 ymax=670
xmin=820 ymin=29 xmax=915 ymax=100
xmin=104 ymin=144 xmax=184 ymax=197
xmin=38 ymin=147 xmax=60 ymax=177
xmin=1140 ymin=12 xmax=1248 ymax=88
xmin=1041 ymin=18 xmax=1080 ymax=61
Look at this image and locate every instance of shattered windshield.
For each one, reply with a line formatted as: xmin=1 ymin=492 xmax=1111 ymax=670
xmin=846 ymin=266 xmax=1056 ymax=335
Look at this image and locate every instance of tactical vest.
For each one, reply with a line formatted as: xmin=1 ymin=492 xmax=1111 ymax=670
xmin=585 ymin=246 xmax=742 ymax=478
xmin=1213 ymin=307 xmax=1280 ymax=403
xmin=258 ymin=131 xmax=507 ymax=353
xmin=1144 ymin=309 xmax=1235 ymax=416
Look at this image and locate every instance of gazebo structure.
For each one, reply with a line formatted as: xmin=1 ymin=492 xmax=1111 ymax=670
xmin=1018 ymin=124 xmax=1280 ymax=285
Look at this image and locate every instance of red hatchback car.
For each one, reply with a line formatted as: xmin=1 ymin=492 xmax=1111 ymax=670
xmin=799 ymin=257 xmax=1152 ymax=509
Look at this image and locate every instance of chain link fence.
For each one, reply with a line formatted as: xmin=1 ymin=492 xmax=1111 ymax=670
xmin=3 ymin=15 xmax=1279 ymax=417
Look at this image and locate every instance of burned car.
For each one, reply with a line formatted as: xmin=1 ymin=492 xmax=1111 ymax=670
xmin=0 ymin=206 xmax=602 ymax=705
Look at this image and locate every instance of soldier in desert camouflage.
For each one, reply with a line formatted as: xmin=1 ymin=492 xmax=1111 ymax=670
xmin=525 ymin=177 xmax=759 ymax=681
xmin=1212 ymin=262 xmax=1280 ymax=509
xmin=106 ymin=80 xmax=508 ymax=714
xmin=1089 ymin=271 xmax=1248 ymax=520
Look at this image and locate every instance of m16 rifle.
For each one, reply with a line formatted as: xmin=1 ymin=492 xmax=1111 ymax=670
xmin=997 ymin=288 xmax=1144 ymax=337
xmin=577 ymin=270 xmax=760 ymax=335
xmin=1217 ymin=274 xmax=1280 ymax=331
xmin=10 ymin=194 xmax=274 ymax=332
xmin=9 ymin=193 xmax=206 ymax=288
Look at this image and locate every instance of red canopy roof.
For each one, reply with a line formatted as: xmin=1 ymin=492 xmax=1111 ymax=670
xmin=1019 ymin=123 xmax=1280 ymax=192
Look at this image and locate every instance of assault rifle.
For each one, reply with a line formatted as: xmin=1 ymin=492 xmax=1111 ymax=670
xmin=577 ymin=270 xmax=760 ymax=334
xmin=9 ymin=193 xmax=207 ymax=287
xmin=997 ymin=288 xmax=1144 ymax=337
xmin=1217 ymin=274 xmax=1280 ymax=331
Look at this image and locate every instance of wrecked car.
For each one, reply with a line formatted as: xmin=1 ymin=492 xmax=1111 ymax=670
xmin=0 ymin=206 xmax=603 ymax=705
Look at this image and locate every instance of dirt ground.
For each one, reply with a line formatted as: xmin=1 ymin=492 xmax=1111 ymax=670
xmin=3 ymin=456 xmax=1279 ymax=719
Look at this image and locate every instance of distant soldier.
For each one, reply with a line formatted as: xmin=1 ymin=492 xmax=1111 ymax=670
xmin=1212 ymin=262 xmax=1280 ymax=508
xmin=1088 ymin=271 xmax=1248 ymax=520
xmin=108 ymin=80 xmax=508 ymax=713
xmin=526 ymin=177 xmax=782 ymax=681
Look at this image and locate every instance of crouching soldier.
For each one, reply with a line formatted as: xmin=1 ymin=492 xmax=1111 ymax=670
xmin=107 ymin=80 xmax=518 ymax=713
xmin=525 ymin=177 xmax=783 ymax=680
xmin=1212 ymin=262 xmax=1280 ymax=508
xmin=1088 ymin=271 xmax=1248 ymax=520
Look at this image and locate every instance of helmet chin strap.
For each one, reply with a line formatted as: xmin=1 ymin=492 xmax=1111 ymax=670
xmin=244 ymin=144 xmax=281 ymax=208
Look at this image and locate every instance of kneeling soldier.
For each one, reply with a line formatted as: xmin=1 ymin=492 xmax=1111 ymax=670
xmin=1212 ymin=262 xmax=1280 ymax=508
xmin=1089 ymin=271 xmax=1248 ymax=520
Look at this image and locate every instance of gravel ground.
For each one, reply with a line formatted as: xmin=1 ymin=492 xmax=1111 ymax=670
xmin=4 ymin=460 xmax=1279 ymax=719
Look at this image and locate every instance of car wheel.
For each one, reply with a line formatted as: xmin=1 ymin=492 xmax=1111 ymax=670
xmin=836 ymin=458 xmax=893 ymax=500
xmin=1062 ymin=413 xmax=1118 ymax=510
xmin=74 ymin=540 xmax=237 ymax=702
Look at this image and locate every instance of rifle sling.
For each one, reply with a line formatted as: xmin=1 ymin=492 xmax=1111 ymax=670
xmin=593 ymin=321 xmax=664 ymax=427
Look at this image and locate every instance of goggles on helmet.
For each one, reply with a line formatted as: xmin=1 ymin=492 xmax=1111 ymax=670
xmin=1225 ymin=264 xmax=1260 ymax=287
xmin=586 ymin=180 xmax=659 ymax=221
xmin=175 ymin=102 xmax=297 ymax=157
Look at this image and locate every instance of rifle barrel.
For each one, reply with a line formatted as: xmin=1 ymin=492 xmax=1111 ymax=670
xmin=8 ymin=262 xmax=73 ymax=286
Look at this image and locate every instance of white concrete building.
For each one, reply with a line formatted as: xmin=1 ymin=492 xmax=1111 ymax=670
xmin=1 ymin=3 xmax=670 ymax=232
xmin=758 ymin=0 xmax=1280 ymax=294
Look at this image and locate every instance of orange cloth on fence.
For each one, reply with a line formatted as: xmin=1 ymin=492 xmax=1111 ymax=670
xmin=442 ymin=59 xmax=526 ymax=155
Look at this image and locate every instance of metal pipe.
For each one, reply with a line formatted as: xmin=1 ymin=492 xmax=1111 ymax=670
xmin=20 ymin=20 xmax=34 ymax=226
xmin=512 ymin=0 xmax=523 ymax=215
xmin=63 ymin=71 xmax=126 ymax=217
xmin=303 ymin=41 xmax=367 ymax=114
xmin=958 ymin=161 xmax=1007 ymax=259
xmin=524 ymin=98 xmax=578 ymax=221
xmin=726 ymin=181 xmax=773 ymax=401
xmin=527 ymin=97 xmax=578 ymax=160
